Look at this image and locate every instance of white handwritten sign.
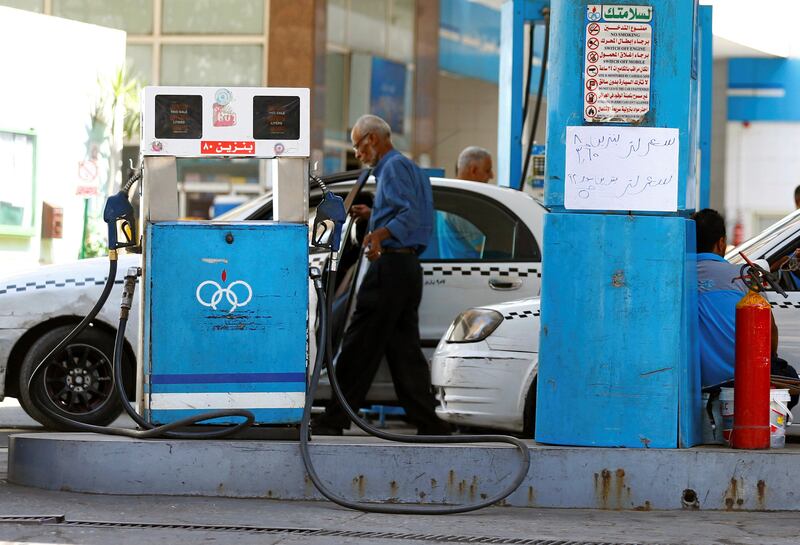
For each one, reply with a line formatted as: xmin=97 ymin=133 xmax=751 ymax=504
xmin=564 ymin=126 xmax=679 ymax=212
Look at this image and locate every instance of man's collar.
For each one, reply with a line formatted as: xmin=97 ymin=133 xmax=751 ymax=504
xmin=374 ymin=148 xmax=399 ymax=175
xmin=697 ymin=252 xmax=727 ymax=262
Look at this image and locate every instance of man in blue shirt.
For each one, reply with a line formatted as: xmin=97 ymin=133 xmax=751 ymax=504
xmin=694 ymin=209 xmax=798 ymax=407
xmin=314 ymin=114 xmax=449 ymax=435
xmin=439 ymin=146 xmax=493 ymax=259
xmin=693 ymin=209 xmax=749 ymax=387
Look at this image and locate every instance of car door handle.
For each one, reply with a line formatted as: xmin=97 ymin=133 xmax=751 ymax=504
xmin=488 ymin=278 xmax=522 ymax=291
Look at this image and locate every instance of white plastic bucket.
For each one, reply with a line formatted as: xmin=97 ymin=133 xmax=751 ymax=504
xmin=701 ymin=392 xmax=725 ymax=445
xmin=770 ymin=389 xmax=793 ymax=449
xmin=720 ymin=387 xmax=735 ymax=445
xmin=718 ymin=387 xmax=793 ymax=448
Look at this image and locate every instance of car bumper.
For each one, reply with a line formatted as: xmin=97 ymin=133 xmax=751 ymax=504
xmin=431 ymin=340 xmax=535 ymax=433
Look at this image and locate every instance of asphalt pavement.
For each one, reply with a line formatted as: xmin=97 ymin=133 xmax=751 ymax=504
xmin=0 ymin=399 xmax=799 ymax=544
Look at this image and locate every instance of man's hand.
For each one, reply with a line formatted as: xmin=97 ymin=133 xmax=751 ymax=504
xmin=350 ymin=204 xmax=371 ymax=223
xmin=772 ymin=248 xmax=800 ymax=272
xmin=364 ymin=227 xmax=391 ymax=262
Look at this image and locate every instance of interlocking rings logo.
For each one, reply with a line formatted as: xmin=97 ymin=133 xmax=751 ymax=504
xmin=195 ymin=277 xmax=253 ymax=313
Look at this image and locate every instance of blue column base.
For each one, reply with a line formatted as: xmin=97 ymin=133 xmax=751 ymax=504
xmin=535 ymin=212 xmax=700 ymax=448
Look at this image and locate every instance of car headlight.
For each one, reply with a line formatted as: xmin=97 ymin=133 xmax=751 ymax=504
xmin=446 ymin=308 xmax=504 ymax=343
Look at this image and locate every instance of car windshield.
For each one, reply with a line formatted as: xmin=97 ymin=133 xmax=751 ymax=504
xmin=728 ymin=209 xmax=800 ymax=264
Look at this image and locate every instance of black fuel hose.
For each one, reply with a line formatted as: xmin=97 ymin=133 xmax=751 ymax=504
xmin=520 ymin=22 xmax=536 ymax=139
xmin=27 ymin=262 xmax=253 ymax=439
xmin=27 ymin=160 xmax=141 ymax=392
xmin=299 ymin=259 xmax=531 ymax=514
xmin=519 ymin=9 xmax=550 ymax=190
xmin=27 ymin=257 xmax=120 ymax=391
xmin=107 ymin=268 xmax=254 ymax=439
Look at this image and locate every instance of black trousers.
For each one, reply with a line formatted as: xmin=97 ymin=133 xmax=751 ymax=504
xmin=322 ymin=253 xmax=443 ymax=431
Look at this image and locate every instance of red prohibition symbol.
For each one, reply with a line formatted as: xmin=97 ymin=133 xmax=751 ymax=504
xmin=588 ymin=23 xmax=600 ymax=35
xmin=587 ymin=37 xmax=599 ymax=50
xmin=586 ymin=79 xmax=598 ymax=91
xmin=586 ymin=65 xmax=598 ymax=77
xmin=586 ymin=92 xmax=597 ymax=104
xmin=587 ymin=51 xmax=599 ymax=63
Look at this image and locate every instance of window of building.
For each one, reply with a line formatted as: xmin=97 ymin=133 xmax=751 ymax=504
xmin=52 ymin=0 xmax=153 ymax=34
xmin=326 ymin=0 xmax=416 ymax=160
xmin=162 ymin=0 xmax=264 ymax=35
xmin=327 ymin=0 xmax=347 ymax=46
xmin=323 ymin=148 xmax=345 ymax=174
xmin=0 ymin=0 xmax=43 ymax=12
xmin=160 ymin=44 xmax=262 ymax=86
xmin=0 ymin=130 xmax=36 ymax=236
xmin=325 ymin=52 xmax=348 ymax=142
xmin=388 ymin=0 xmax=414 ymax=63
xmin=348 ymin=0 xmax=387 ymax=56
xmin=126 ymin=44 xmax=152 ymax=85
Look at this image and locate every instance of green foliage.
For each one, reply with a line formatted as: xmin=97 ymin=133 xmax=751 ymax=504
xmin=82 ymin=215 xmax=109 ymax=259
xmin=93 ymin=66 xmax=142 ymax=143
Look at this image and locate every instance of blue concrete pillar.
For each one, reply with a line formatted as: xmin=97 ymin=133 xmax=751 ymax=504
xmin=698 ymin=5 xmax=713 ymax=210
xmin=536 ymin=0 xmax=702 ymax=448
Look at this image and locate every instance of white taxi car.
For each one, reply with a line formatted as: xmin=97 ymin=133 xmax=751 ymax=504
xmin=0 ymin=171 xmax=546 ymax=429
xmin=432 ymin=209 xmax=800 ymax=435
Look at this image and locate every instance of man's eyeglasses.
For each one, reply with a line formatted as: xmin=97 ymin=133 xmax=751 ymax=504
xmin=352 ymin=133 xmax=370 ymax=152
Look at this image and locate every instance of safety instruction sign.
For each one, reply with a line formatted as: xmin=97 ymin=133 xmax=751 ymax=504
xmin=584 ymin=5 xmax=653 ymax=123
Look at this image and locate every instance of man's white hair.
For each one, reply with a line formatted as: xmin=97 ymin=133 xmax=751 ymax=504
xmin=457 ymin=146 xmax=492 ymax=174
xmin=353 ymin=114 xmax=391 ymax=139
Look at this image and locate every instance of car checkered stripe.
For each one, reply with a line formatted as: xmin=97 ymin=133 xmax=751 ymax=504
xmin=423 ymin=265 xmax=541 ymax=278
xmin=771 ymin=301 xmax=800 ymax=309
xmin=503 ymin=309 xmax=540 ymax=320
xmin=0 ymin=277 xmax=124 ymax=296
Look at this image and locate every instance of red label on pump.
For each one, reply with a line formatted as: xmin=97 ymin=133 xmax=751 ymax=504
xmin=200 ymin=141 xmax=255 ymax=155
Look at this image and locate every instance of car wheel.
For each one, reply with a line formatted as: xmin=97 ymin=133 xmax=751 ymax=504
xmin=19 ymin=325 xmax=124 ymax=431
xmin=522 ymin=377 xmax=537 ymax=437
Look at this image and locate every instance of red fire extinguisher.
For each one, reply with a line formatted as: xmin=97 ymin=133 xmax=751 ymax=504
xmin=732 ymin=290 xmax=772 ymax=449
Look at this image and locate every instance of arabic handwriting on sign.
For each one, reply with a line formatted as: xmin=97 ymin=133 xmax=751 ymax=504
xmin=564 ymin=126 xmax=679 ymax=211
xmin=617 ymin=175 xmax=674 ymax=198
xmin=620 ymin=136 xmax=677 ymax=159
xmin=571 ymin=132 xmax=623 ymax=164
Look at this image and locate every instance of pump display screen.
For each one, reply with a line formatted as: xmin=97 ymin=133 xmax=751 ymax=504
xmin=154 ymin=95 xmax=203 ymax=139
xmin=253 ymin=96 xmax=300 ymax=140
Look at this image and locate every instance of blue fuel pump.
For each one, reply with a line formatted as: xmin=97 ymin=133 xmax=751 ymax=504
xmin=27 ymin=86 xmax=531 ymax=515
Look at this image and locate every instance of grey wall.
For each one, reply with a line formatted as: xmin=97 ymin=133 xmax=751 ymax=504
xmin=436 ymin=73 xmax=499 ymax=178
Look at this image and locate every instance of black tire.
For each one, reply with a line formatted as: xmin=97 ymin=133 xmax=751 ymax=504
xmin=19 ymin=325 xmax=124 ymax=430
xmin=522 ymin=377 xmax=537 ymax=437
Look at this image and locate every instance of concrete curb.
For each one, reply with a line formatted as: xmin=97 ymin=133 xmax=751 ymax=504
xmin=8 ymin=433 xmax=797 ymax=510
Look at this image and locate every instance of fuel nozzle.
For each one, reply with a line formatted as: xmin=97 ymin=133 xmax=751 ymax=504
xmin=311 ymin=191 xmax=346 ymax=251
xmin=103 ymin=190 xmax=138 ymax=253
